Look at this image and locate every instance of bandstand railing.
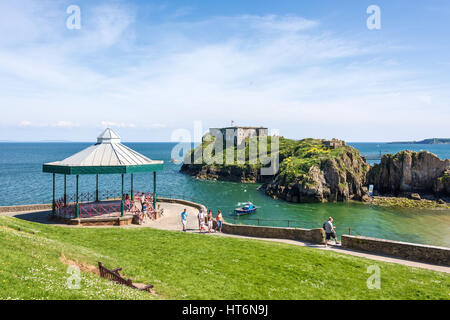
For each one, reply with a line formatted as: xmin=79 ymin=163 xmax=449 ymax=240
xmin=52 ymin=190 xmax=159 ymax=219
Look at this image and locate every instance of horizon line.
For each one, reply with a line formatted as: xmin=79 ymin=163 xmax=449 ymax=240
xmin=0 ymin=140 xmax=446 ymax=144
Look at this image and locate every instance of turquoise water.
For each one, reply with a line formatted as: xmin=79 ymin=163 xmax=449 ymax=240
xmin=0 ymin=142 xmax=449 ymax=247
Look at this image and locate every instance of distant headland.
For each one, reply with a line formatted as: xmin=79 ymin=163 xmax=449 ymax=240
xmin=389 ymin=138 xmax=450 ymax=145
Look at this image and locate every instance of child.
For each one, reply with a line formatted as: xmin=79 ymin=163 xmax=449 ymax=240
xmin=200 ymin=219 xmax=206 ymax=233
xmin=198 ymin=210 xmax=205 ymax=230
xmin=207 ymin=210 xmax=214 ymax=233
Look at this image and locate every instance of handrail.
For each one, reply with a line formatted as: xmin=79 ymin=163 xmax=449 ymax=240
xmin=46 ymin=190 xmax=365 ymax=235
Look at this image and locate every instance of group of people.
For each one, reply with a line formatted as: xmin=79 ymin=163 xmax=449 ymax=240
xmin=123 ymin=192 xmax=154 ymax=213
xmin=179 ymin=208 xmax=340 ymax=246
xmin=180 ymin=208 xmax=224 ymax=233
xmin=123 ymin=193 xmax=163 ymax=224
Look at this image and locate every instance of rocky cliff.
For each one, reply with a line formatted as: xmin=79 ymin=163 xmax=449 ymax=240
xmin=367 ymin=151 xmax=450 ymax=196
xmin=264 ymin=141 xmax=370 ymax=203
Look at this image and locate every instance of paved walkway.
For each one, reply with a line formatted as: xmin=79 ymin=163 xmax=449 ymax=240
xmin=3 ymin=202 xmax=449 ymax=274
xmin=142 ymin=202 xmax=450 ymax=274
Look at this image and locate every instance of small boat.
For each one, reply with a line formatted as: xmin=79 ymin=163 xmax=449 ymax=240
xmin=234 ymin=202 xmax=256 ymax=216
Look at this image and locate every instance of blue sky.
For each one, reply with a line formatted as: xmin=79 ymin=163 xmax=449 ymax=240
xmin=0 ymin=0 xmax=449 ymax=142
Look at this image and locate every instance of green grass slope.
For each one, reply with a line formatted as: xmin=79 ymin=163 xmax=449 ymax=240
xmin=0 ymin=216 xmax=448 ymax=300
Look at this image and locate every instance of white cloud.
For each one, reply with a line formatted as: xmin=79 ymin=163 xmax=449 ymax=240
xmin=53 ymin=121 xmax=79 ymax=128
xmin=240 ymin=14 xmax=319 ymax=32
xmin=145 ymin=123 xmax=166 ymax=129
xmin=19 ymin=120 xmax=31 ymax=127
xmin=0 ymin=1 xmax=449 ymax=142
xmin=101 ymin=121 xmax=136 ymax=128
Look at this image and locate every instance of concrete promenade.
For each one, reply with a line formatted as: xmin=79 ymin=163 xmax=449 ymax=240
xmin=2 ymin=201 xmax=449 ymax=274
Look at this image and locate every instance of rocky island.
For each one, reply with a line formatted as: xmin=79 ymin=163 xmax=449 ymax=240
xmin=181 ymin=134 xmax=371 ymax=203
xmin=181 ymin=129 xmax=450 ymax=208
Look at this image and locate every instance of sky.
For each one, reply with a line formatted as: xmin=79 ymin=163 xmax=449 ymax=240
xmin=0 ymin=0 xmax=449 ymax=142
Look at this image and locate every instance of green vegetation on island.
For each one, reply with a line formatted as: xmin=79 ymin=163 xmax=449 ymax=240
xmin=182 ymin=136 xmax=370 ymax=202
xmin=368 ymin=197 xmax=450 ymax=209
xmin=182 ymin=136 xmax=364 ymax=182
xmin=0 ymin=215 xmax=449 ymax=300
xmin=276 ymin=138 xmax=364 ymax=183
xmin=182 ymin=135 xmax=449 ymax=206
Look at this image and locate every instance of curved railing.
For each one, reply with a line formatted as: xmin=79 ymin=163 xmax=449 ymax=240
xmin=49 ymin=190 xmax=362 ymax=235
xmin=53 ymin=190 xmax=157 ymax=219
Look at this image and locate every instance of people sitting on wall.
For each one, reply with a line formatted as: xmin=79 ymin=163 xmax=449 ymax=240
xmin=124 ymin=194 xmax=131 ymax=211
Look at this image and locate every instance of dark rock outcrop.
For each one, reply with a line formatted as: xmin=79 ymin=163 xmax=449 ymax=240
xmin=367 ymin=151 xmax=450 ymax=196
xmin=180 ymin=164 xmax=273 ymax=183
xmin=434 ymin=169 xmax=450 ymax=195
xmin=264 ymin=146 xmax=370 ymax=203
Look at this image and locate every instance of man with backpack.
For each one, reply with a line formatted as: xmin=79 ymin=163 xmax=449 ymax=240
xmin=323 ymin=217 xmax=340 ymax=247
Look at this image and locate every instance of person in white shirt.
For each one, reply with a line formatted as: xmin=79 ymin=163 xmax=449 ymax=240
xmin=324 ymin=217 xmax=340 ymax=247
xmin=198 ymin=210 xmax=205 ymax=232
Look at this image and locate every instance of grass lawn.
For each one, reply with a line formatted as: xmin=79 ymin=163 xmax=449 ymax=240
xmin=0 ymin=215 xmax=449 ymax=300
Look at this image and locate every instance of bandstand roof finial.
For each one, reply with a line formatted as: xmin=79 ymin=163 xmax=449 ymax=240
xmin=97 ymin=128 xmax=121 ymax=144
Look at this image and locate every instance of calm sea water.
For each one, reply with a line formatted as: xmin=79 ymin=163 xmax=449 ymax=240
xmin=0 ymin=142 xmax=449 ymax=247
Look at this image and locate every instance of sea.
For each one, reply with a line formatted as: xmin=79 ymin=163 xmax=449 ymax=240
xmin=0 ymin=142 xmax=449 ymax=247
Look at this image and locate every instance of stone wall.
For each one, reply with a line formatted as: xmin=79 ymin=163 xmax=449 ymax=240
xmin=0 ymin=204 xmax=51 ymax=213
xmin=157 ymin=197 xmax=207 ymax=212
xmin=222 ymin=222 xmax=325 ymax=244
xmin=158 ymin=198 xmax=323 ymax=244
xmin=341 ymin=235 xmax=450 ymax=266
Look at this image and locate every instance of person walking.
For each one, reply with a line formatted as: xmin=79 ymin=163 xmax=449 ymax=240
xmin=198 ymin=209 xmax=205 ymax=231
xmin=181 ymin=208 xmax=188 ymax=232
xmin=216 ymin=210 xmax=223 ymax=233
xmin=206 ymin=209 xmax=214 ymax=233
xmin=324 ymin=217 xmax=339 ymax=247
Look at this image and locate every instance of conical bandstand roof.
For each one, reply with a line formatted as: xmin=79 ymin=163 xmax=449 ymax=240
xmin=43 ymin=128 xmax=164 ymax=175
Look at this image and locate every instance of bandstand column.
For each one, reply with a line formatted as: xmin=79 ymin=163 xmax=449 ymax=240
xmin=153 ymin=171 xmax=157 ymax=209
xmin=121 ymin=173 xmax=124 ymax=217
xmin=52 ymin=173 xmax=55 ymax=215
xmin=63 ymin=174 xmax=67 ymax=205
xmin=131 ymin=174 xmax=134 ymax=200
xmin=95 ymin=174 xmax=99 ymax=202
xmin=75 ymin=175 xmax=79 ymax=218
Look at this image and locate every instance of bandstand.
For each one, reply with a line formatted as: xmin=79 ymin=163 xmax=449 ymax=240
xmin=42 ymin=128 xmax=163 ymax=222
